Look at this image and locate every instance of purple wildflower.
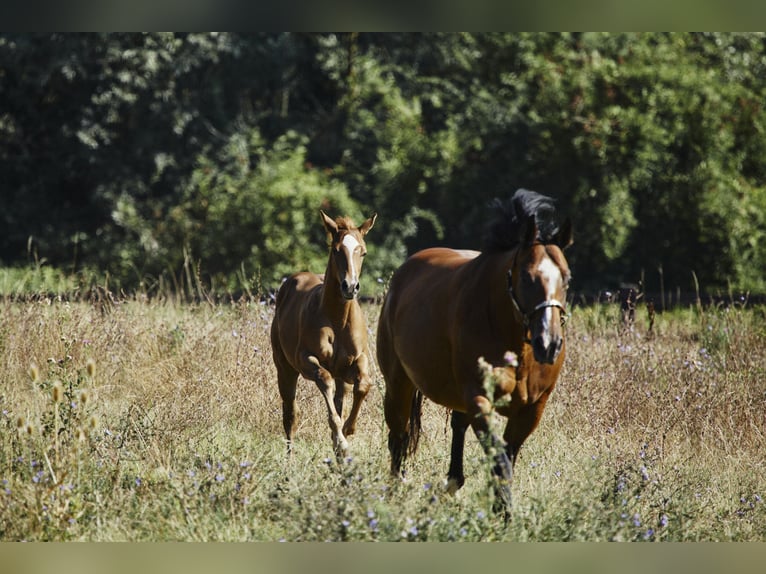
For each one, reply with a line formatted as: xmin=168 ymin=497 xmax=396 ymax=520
xmin=503 ymin=351 xmax=519 ymax=367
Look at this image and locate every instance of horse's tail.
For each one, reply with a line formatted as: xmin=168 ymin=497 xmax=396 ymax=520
xmin=408 ymin=389 xmax=424 ymax=457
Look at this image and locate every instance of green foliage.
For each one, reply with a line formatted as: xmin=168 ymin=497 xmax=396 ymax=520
xmin=101 ymin=125 xmax=371 ymax=293
xmin=3 ymin=33 xmax=766 ymax=295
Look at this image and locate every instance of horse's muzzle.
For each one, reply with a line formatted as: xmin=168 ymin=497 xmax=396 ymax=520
xmin=532 ymin=334 xmax=563 ymax=364
xmin=341 ymin=279 xmax=360 ymax=300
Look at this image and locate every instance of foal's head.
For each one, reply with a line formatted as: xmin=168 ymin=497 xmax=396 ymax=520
xmin=321 ymin=210 xmax=377 ymax=300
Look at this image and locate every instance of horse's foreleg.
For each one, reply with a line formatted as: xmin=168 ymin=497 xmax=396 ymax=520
xmin=503 ymin=393 xmax=553 ymax=469
xmin=305 ymin=356 xmax=349 ymax=457
xmin=333 ymin=383 xmax=345 ymax=428
xmin=342 ymin=354 xmax=371 ymax=437
xmin=471 ymin=396 xmax=513 ymax=515
xmin=446 ymin=410 xmax=470 ymax=494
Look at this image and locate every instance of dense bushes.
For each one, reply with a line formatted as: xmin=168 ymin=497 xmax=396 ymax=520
xmin=2 ymin=33 xmax=766 ymax=295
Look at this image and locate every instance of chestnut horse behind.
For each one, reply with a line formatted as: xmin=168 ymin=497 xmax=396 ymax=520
xmin=377 ymin=189 xmax=572 ymax=513
xmin=271 ymin=210 xmax=377 ymax=457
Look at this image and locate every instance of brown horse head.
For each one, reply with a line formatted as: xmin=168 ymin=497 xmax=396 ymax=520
xmin=320 ymin=210 xmax=377 ymax=300
xmin=508 ymin=214 xmax=573 ymax=364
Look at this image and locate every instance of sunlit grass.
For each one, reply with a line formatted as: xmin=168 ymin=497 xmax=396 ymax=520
xmin=0 ymin=293 xmax=764 ymax=541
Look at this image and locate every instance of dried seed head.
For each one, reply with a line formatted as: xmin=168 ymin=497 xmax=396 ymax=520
xmin=16 ymin=415 xmax=25 ymax=430
xmin=503 ymin=351 xmax=519 ymax=367
xmin=76 ymin=428 xmax=87 ymax=442
xmin=78 ymin=390 xmax=90 ymax=407
xmin=29 ymin=364 xmax=40 ymax=383
xmin=25 ymin=422 xmax=35 ymax=436
xmin=88 ymin=415 xmax=98 ymax=431
xmin=85 ymin=359 xmax=96 ymax=378
xmin=52 ymin=381 xmax=64 ymax=404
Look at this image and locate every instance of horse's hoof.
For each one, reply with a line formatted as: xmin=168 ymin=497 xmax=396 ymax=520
xmin=333 ymin=437 xmax=349 ymax=458
xmin=445 ymin=478 xmax=462 ymax=495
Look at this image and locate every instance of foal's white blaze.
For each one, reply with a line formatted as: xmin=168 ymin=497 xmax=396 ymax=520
xmin=342 ymin=234 xmax=361 ymax=283
xmin=537 ymin=256 xmax=563 ymax=343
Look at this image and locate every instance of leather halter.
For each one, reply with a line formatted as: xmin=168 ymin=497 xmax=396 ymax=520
xmin=506 ymin=251 xmax=568 ymax=335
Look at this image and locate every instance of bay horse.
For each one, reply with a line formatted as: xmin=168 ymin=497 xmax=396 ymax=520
xmin=376 ymin=189 xmax=572 ymax=513
xmin=271 ymin=210 xmax=377 ymax=457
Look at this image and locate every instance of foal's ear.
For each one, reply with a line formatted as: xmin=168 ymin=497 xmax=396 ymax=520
xmin=320 ymin=210 xmax=339 ymax=238
xmin=359 ymin=212 xmax=377 ymax=236
xmin=555 ymin=218 xmax=574 ymax=250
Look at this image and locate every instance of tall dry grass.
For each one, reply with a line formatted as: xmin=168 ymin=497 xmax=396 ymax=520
xmin=0 ymin=295 xmax=764 ymax=540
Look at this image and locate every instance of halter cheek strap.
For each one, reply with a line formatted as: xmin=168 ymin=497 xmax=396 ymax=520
xmin=507 ymin=268 xmax=568 ymax=331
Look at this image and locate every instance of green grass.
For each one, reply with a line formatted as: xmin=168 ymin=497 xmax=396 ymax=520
xmin=0 ymin=292 xmax=764 ymax=541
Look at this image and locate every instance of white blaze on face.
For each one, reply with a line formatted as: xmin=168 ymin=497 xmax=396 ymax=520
xmin=342 ymin=234 xmax=361 ymax=284
xmin=537 ymin=256 xmax=563 ymax=338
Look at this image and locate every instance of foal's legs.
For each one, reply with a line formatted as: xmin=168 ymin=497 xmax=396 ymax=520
xmin=342 ymin=353 xmax=371 ymax=437
xmin=272 ymin=345 xmax=300 ymax=454
xmin=304 ymin=355 xmax=349 ymax=457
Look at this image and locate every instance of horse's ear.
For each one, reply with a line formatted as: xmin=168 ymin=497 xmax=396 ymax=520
xmin=521 ymin=214 xmax=538 ymax=247
xmin=320 ymin=210 xmax=339 ymax=238
xmin=555 ymin=218 xmax=573 ymax=249
xmin=359 ymin=212 xmax=377 ymax=236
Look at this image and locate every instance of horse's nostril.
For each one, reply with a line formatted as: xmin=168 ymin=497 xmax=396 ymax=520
xmin=532 ymin=335 xmax=561 ymax=364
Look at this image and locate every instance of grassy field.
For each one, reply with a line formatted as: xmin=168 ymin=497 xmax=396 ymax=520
xmin=1 ymin=292 xmax=765 ymax=541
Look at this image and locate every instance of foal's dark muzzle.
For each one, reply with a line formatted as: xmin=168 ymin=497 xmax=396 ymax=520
xmin=341 ymin=279 xmax=360 ymax=299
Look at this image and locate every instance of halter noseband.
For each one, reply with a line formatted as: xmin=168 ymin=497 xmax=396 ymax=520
xmin=506 ymin=259 xmax=568 ymax=333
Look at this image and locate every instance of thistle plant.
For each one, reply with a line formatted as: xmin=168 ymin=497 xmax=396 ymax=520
xmin=475 ymin=352 xmax=519 ymax=514
xmin=0 ymin=357 xmax=100 ymax=539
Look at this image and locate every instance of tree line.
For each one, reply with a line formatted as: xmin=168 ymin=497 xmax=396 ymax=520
xmin=2 ymin=33 xmax=766 ymax=297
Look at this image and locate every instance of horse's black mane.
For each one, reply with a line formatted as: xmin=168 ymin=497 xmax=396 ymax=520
xmin=483 ymin=188 xmax=561 ymax=252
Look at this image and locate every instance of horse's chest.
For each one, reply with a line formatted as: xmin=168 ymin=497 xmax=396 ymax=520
xmin=318 ymin=328 xmax=360 ymax=370
xmin=513 ymin=368 xmax=555 ymax=406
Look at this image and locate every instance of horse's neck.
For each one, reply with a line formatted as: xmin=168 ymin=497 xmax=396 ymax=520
xmin=471 ymin=249 xmax=525 ymax=342
xmin=320 ymin=262 xmax=356 ymax=329
xmin=467 ymin=250 xmax=516 ymax=301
